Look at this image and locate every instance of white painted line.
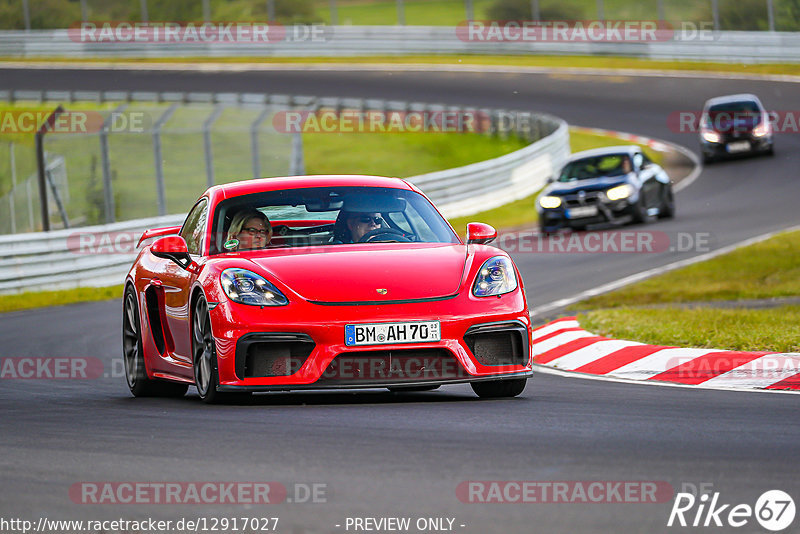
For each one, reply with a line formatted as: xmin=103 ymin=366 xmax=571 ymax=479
xmin=548 ymin=339 xmax=643 ymax=370
xmin=532 ymin=330 xmax=594 ymax=355
xmin=533 ymin=364 xmax=800 ymax=395
xmin=530 ymin=223 xmax=800 ymax=318
xmin=702 ymin=354 xmax=800 ymax=389
xmin=532 ymin=319 xmax=580 ymax=340
xmin=609 ymin=347 xmax=716 ymax=380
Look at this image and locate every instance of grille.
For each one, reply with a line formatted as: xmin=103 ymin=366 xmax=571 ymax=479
xmin=316 ymin=349 xmax=467 ymax=384
xmin=564 ymin=191 xmax=603 ymax=208
xmin=464 ymin=322 xmax=528 ymax=366
xmin=235 ymin=334 xmax=315 ymax=379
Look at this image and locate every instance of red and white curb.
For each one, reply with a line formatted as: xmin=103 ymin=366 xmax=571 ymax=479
xmin=533 ymin=317 xmax=800 ymax=392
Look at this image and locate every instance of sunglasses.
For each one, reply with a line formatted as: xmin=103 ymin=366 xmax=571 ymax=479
xmin=242 ymin=227 xmax=270 ymax=237
xmin=354 ymin=216 xmax=383 ymax=225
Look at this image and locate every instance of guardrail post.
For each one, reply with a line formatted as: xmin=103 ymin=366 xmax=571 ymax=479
xmin=203 ymin=105 xmax=224 ymax=187
xmin=99 ymin=104 xmax=126 ymax=224
xmin=267 ymin=0 xmax=275 ymax=21
xmin=531 ymin=0 xmax=540 ymax=21
xmin=250 ymin=107 xmax=272 ymax=179
xmin=657 ymin=0 xmax=664 ymax=21
xmin=329 ymin=0 xmax=338 ymax=25
xmin=7 ymin=143 xmax=16 ymax=234
xmin=767 ymin=0 xmax=775 ymax=31
xmin=596 ymin=0 xmax=604 ymax=21
xmin=22 ymin=0 xmax=30 ymax=30
xmin=152 ymin=104 xmax=178 ymax=217
xmin=465 ymin=0 xmax=474 ymax=20
xmin=290 ymin=133 xmax=305 ymax=176
xmin=711 ymin=0 xmax=720 ymax=30
xmin=140 ymin=0 xmax=148 ymax=22
xmin=202 ymin=0 xmax=211 ymax=23
xmin=397 ymin=0 xmax=405 ymax=25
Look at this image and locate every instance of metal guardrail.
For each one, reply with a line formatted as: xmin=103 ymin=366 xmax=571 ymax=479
xmin=0 ymin=90 xmax=569 ymax=294
xmin=1 ymin=27 xmax=799 ymax=63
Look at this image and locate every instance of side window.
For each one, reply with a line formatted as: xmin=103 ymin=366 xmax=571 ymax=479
xmin=180 ymin=199 xmax=209 ymax=255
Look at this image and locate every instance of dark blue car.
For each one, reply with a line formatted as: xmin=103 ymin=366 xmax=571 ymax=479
xmin=536 ymin=146 xmax=674 ymax=233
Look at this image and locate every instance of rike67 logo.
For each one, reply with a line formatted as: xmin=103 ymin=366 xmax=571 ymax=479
xmin=668 ymin=488 xmax=795 ymax=531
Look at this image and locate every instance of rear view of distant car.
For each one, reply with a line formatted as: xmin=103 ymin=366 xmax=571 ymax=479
xmin=699 ymin=94 xmax=774 ymax=163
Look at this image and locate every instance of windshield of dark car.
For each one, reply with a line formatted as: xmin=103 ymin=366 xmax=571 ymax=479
xmin=210 ymin=186 xmax=459 ymax=254
xmin=706 ymin=101 xmax=762 ymax=130
xmin=557 ymin=155 xmax=630 ymax=182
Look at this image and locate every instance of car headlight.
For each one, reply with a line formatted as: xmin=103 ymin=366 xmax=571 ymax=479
xmin=606 ymin=184 xmax=634 ymax=201
xmin=753 ymin=120 xmax=771 ymax=138
xmin=220 ymin=268 xmax=288 ymax=306
xmin=701 ymin=129 xmax=722 ymax=143
xmin=472 ymin=256 xmax=518 ymax=297
xmin=539 ymin=195 xmax=562 ymax=209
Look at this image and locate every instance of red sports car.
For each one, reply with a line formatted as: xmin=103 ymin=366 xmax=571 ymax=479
xmin=123 ymin=175 xmax=533 ymax=403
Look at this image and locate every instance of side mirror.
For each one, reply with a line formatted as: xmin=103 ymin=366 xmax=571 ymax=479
xmin=466 ymin=222 xmax=497 ymax=245
xmin=151 ymin=235 xmax=192 ymax=269
xmin=547 ymin=176 xmax=555 ymax=184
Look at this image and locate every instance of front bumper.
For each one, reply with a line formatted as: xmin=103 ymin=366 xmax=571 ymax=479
xmin=701 ymin=134 xmax=773 ymax=158
xmin=538 ymin=197 xmax=635 ymax=232
xmin=209 ymin=293 xmax=533 ymax=390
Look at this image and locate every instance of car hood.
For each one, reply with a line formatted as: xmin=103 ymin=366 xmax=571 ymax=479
xmin=544 ymin=176 xmax=630 ymax=196
xmin=245 ymin=243 xmax=467 ymax=303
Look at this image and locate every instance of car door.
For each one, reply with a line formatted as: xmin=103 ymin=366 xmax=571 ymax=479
xmin=160 ymin=198 xmax=209 ymax=364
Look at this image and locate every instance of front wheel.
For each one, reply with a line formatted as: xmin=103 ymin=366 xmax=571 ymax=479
xmin=192 ymin=296 xmax=250 ymax=404
xmin=471 ymin=378 xmax=527 ymax=398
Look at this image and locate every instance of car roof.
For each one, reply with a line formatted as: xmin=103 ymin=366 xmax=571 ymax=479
xmin=566 ymin=145 xmax=641 ymax=162
xmin=208 ymin=175 xmax=415 ymax=200
xmin=703 ymin=94 xmax=763 ymax=108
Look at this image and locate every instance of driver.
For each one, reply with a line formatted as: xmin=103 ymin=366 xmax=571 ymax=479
xmin=345 ymin=212 xmax=383 ymax=243
xmin=225 ymin=209 xmax=272 ymax=251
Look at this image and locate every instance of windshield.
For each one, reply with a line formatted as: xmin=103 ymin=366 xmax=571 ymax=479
xmin=557 ymin=154 xmax=632 ymax=182
xmin=706 ymin=101 xmax=762 ymax=130
xmin=210 ymin=186 xmax=459 ymax=254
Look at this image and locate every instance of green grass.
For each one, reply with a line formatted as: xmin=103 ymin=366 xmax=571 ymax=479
xmin=574 ymin=229 xmax=800 ymax=352
xmin=313 ymin=0 xmax=495 ymax=25
xmin=6 ymin=55 xmax=799 ymax=76
xmin=304 ymin=130 xmax=527 ymax=176
xmin=580 ymin=229 xmax=800 ymax=308
xmin=579 ymin=306 xmax=800 ymax=353
xmin=0 ymin=285 xmax=123 ymax=314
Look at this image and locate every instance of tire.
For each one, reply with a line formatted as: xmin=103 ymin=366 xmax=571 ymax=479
xmin=658 ymin=187 xmax=675 ymax=219
xmin=470 ymin=378 xmax=527 ymax=398
xmin=123 ymin=286 xmax=188 ymax=398
xmin=192 ymin=295 xmax=250 ymax=404
xmin=387 ymin=385 xmax=441 ymax=392
xmin=631 ymin=196 xmax=647 ymax=224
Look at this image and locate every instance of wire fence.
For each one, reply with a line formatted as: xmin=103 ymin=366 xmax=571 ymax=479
xmin=0 ymin=93 xmax=298 ymax=234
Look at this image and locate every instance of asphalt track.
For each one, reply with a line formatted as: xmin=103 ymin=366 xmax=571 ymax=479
xmin=1 ymin=66 xmax=800 ymax=534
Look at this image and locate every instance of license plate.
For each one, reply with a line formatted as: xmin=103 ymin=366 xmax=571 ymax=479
xmin=566 ymin=206 xmax=598 ymax=219
xmin=726 ymin=141 xmax=750 ymax=153
xmin=345 ymin=321 xmax=441 ymax=346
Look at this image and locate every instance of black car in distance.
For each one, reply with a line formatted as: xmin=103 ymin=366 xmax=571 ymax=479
xmin=536 ymin=146 xmax=674 ymax=234
xmin=699 ymin=93 xmax=774 ymax=163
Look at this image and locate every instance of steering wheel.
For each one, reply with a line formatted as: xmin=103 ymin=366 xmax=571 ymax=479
xmin=358 ymin=227 xmax=414 ymax=243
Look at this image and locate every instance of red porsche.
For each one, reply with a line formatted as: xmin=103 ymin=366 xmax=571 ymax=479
xmin=123 ymin=175 xmax=533 ymax=403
